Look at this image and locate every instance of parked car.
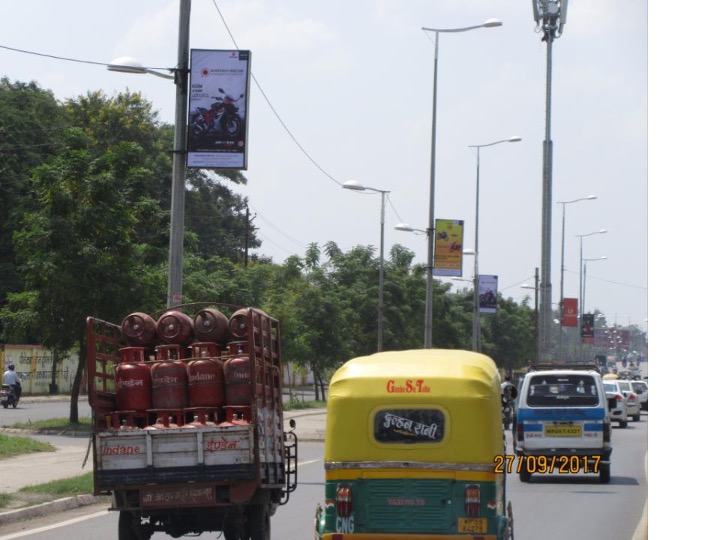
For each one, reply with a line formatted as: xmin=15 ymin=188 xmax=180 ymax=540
xmin=603 ymin=381 xmax=629 ymax=428
xmin=631 ymin=380 xmax=648 ymax=411
xmin=617 ymin=379 xmax=641 ymax=421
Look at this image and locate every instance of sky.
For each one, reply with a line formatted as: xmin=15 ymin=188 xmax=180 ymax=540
xmin=1 ymin=0 xmax=648 ymax=332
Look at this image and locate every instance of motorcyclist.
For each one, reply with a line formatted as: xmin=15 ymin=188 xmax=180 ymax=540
xmin=500 ymin=374 xmax=515 ymax=429
xmin=3 ymin=363 xmax=22 ymax=401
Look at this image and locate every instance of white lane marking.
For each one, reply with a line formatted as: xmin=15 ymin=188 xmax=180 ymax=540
xmin=0 ymin=510 xmax=109 ymax=540
xmin=299 ymin=459 xmax=319 ymax=466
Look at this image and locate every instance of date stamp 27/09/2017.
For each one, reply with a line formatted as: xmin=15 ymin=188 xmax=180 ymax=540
xmin=493 ymin=455 xmax=602 ymax=475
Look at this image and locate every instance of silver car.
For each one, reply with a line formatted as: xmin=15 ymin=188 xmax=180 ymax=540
xmin=631 ymin=380 xmax=648 ymax=411
xmin=617 ymin=379 xmax=641 ymax=421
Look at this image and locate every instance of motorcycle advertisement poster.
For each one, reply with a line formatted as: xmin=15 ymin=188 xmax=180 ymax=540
xmin=187 ymin=49 xmax=250 ymax=169
xmin=432 ymin=219 xmax=464 ymax=277
xmin=477 ymin=274 xmax=498 ymax=313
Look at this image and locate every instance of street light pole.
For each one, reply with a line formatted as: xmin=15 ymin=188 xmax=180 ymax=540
xmin=521 ymin=266 xmax=540 ymax=363
xmin=467 ymin=136 xmax=521 ymax=352
xmin=581 ymin=256 xmax=607 ymax=315
xmin=557 ymin=195 xmax=596 ymax=356
xmin=343 ymin=181 xmax=390 ymax=352
xmin=577 ymin=229 xmax=607 ymax=317
xmin=421 ymin=19 xmax=502 ymax=349
xmin=107 ymin=0 xmax=191 ymax=308
xmin=532 ymin=0 xmax=569 ymax=360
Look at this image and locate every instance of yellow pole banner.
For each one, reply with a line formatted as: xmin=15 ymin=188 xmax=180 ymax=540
xmin=433 ymin=219 xmax=464 ymax=277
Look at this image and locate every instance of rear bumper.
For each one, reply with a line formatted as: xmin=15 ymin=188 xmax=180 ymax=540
xmin=320 ymin=535 xmax=499 ymax=539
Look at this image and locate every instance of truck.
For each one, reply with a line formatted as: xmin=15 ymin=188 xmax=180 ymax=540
xmin=86 ymin=304 xmax=298 ymax=540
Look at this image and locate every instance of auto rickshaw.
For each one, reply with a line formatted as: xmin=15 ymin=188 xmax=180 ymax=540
xmin=314 ymin=349 xmax=515 ymax=539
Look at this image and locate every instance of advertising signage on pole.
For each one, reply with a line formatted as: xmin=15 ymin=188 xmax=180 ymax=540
xmin=478 ymin=274 xmax=498 ymax=314
xmin=187 ymin=49 xmax=251 ymax=170
xmin=433 ymin=219 xmax=464 ymax=277
xmin=562 ymin=298 xmax=578 ymax=327
xmin=581 ymin=314 xmax=595 ymax=344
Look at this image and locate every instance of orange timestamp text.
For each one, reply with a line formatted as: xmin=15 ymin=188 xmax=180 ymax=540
xmin=493 ymin=455 xmax=601 ymax=474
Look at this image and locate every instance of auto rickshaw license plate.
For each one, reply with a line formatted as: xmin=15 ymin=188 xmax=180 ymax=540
xmin=544 ymin=424 xmax=581 ymax=437
xmin=457 ymin=518 xmax=487 ymax=533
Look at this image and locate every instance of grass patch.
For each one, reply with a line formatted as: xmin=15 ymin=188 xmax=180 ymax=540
xmin=0 ymin=433 xmax=54 ymax=458
xmin=3 ymin=417 xmax=92 ymax=433
xmin=0 ymin=493 xmax=11 ymax=508
xmin=19 ymin=472 xmax=93 ymax=496
xmin=283 ymin=400 xmax=325 ymax=411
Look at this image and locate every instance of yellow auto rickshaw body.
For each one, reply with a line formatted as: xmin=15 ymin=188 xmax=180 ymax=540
xmin=315 ymin=349 xmax=513 ymax=540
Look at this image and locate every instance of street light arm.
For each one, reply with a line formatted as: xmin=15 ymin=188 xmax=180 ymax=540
xmin=107 ymin=56 xmax=175 ymax=80
xmin=422 ymin=19 xmax=502 ymax=33
xmin=469 ymin=136 xmax=522 ymax=149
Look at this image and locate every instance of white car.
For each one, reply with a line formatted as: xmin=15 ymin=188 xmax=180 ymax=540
xmin=617 ymin=379 xmax=641 ymax=421
xmin=631 ymin=380 xmax=648 ymax=411
xmin=603 ymin=381 xmax=629 ymax=428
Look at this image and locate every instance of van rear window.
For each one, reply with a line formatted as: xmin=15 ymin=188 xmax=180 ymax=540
xmin=525 ymin=374 xmax=599 ymax=407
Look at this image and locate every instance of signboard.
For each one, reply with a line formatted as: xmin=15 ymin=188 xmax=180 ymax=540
xmin=374 ymin=409 xmax=445 ymax=444
xmin=478 ymin=274 xmax=499 ymax=314
xmin=187 ymin=49 xmax=251 ymax=169
xmin=562 ymin=298 xmax=578 ymax=327
xmin=433 ymin=219 xmax=464 ymax=277
xmin=581 ymin=314 xmax=595 ymax=343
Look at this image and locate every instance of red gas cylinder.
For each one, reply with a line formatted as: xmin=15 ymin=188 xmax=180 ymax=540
xmin=115 ymin=347 xmax=152 ymax=413
xmin=228 ymin=308 xmax=250 ymax=340
xmin=193 ymin=308 xmax=230 ymax=344
xmin=187 ymin=357 xmax=224 ymax=409
xmin=156 ymin=311 xmax=194 ymax=346
xmin=224 ymin=352 xmax=253 ymax=406
xmin=121 ymin=313 xmax=157 ymax=347
xmin=150 ymin=359 xmax=188 ymax=410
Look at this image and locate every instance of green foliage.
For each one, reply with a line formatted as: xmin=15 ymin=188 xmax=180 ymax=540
xmin=20 ymin=471 xmax=93 ymax=496
xmin=0 ymin=434 xmax=54 ymax=458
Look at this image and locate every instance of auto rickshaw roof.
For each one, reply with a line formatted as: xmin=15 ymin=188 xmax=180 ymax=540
xmin=325 ymin=349 xmax=504 ymax=464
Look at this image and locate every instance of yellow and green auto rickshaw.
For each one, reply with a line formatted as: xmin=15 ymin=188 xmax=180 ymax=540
xmin=314 ymin=349 xmax=515 ymax=540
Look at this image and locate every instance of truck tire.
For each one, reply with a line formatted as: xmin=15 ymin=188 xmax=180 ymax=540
xmin=118 ymin=511 xmax=136 ymax=540
xmin=248 ymin=505 xmax=270 ymax=540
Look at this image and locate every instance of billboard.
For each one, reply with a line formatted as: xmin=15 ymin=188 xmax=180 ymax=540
xmin=187 ymin=49 xmax=251 ymax=169
xmin=433 ymin=219 xmax=464 ymax=277
xmin=478 ymin=274 xmax=499 ymax=314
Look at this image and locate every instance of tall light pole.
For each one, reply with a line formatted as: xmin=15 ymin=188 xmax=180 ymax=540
xmin=577 ymin=229 xmax=607 ymax=316
xmin=342 ymin=181 xmax=390 ymax=352
xmin=421 ymin=19 xmax=502 ymax=349
xmin=557 ymin=195 xmax=596 ymax=356
xmin=108 ymin=0 xmax=191 ymax=308
xmin=467 ymin=136 xmax=521 ymax=352
xmin=532 ymin=0 xmax=569 ymax=360
xmin=581 ymin=256 xmax=607 ymax=315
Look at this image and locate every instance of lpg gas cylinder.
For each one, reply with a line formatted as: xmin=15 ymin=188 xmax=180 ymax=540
xmin=224 ymin=343 xmax=252 ymax=406
xmin=187 ymin=353 xmax=224 ymax=409
xmin=156 ymin=311 xmax=194 ymax=346
xmin=150 ymin=359 xmax=188 ymax=410
xmin=193 ymin=308 xmax=230 ymax=344
xmin=228 ymin=308 xmax=250 ymax=340
xmin=121 ymin=313 xmax=157 ymax=347
xmin=115 ymin=347 xmax=152 ymax=413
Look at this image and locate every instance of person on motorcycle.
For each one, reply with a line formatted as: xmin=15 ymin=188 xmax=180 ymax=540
xmin=3 ymin=364 xmax=22 ymax=400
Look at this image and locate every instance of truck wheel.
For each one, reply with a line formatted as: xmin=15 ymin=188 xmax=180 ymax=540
xmin=248 ymin=505 xmax=270 ymax=540
xmin=118 ymin=511 xmax=137 ymax=540
xmin=519 ymin=467 xmax=531 ymax=483
xmin=619 ymin=420 xmax=628 ymax=428
xmin=599 ymin=464 xmax=611 ymax=484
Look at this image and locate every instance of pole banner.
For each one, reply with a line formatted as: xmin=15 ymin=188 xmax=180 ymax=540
xmin=581 ymin=313 xmax=595 ymax=343
xmin=433 ymin=219 xmax=464 ymax=277
xmin=187 ymin=49 xmax=251 ymax=169
xmin=478 ymin=274 xmax=498 ymax=314
xmin=562 ymin=298 xmax=578 ymax=327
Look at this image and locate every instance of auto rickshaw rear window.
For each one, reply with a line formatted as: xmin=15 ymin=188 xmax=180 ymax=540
xmin=374 ymin=409 xmax=445 ymax=444
xmin=525 ymin=374 xmax=600 ymax=407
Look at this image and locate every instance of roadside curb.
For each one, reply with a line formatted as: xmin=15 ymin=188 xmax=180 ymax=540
xmin=0 ymin=495 xmax=103 ymax=526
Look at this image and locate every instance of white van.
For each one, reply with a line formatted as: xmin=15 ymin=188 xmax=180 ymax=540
xmin=513 ymin=368 xmax=612 ymax=483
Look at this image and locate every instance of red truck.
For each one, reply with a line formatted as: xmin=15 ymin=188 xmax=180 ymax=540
xmin=86 ymin=304 xmax=297 ymax=540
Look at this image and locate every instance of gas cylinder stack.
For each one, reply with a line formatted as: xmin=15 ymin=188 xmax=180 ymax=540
xmin=101 ymin=305 xmax=281 ymax=433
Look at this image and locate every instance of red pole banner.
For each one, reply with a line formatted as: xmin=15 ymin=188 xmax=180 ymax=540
xmin=562 ymin=298 xmax=578 ymax=327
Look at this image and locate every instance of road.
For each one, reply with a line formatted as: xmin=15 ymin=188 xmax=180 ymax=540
xmin=0 ymin=412 xmax=647 ymax=540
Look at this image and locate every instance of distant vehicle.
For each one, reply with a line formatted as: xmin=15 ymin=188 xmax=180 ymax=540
xmin=603 ymin=381 xmax=629 ymax=428
xmin=617 ymin=380 xmax=641 ymax=421
xmin=631 ymin=380 xmax=648 ymax=411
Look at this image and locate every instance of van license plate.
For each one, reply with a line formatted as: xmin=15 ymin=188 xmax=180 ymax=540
xmin=457 ymin=518 xmax=487 ymax=533
xmin=544 ymin=425 xmax=581 ymax=437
